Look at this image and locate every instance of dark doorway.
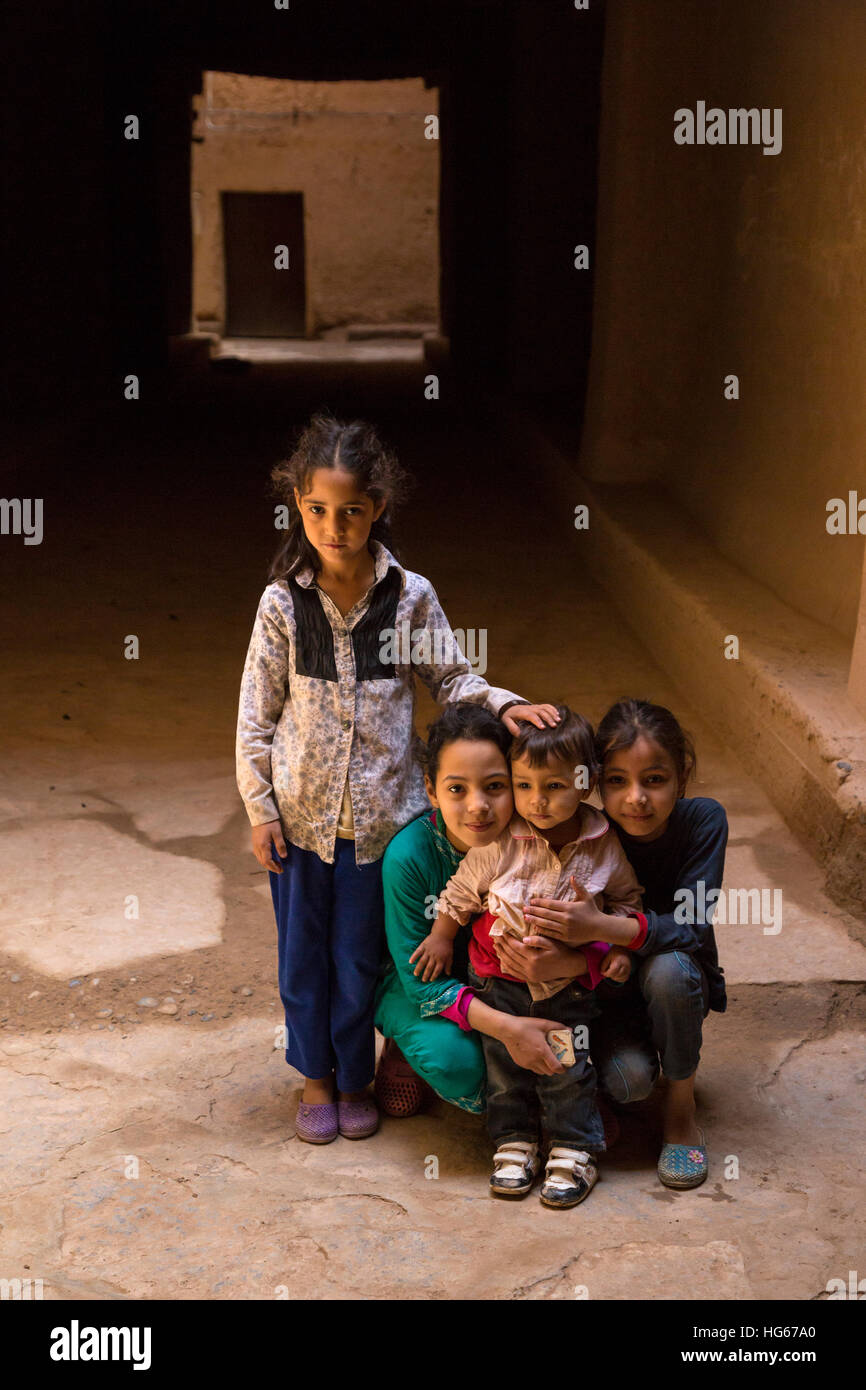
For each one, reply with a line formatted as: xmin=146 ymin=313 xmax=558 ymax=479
xmin=222 ymin=191 xmax=307 ymax=336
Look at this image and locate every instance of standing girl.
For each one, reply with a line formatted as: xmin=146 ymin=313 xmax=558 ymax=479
xmin=235 ymin=413 xmax=556 ymax=1145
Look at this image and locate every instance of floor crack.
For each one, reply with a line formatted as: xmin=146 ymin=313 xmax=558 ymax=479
xmin=756 ymin=987 xmax=854 ymax=1094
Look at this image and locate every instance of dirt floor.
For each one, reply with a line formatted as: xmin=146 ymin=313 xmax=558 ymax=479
xmin=1 ymin=362 xmax=864 ymax=1299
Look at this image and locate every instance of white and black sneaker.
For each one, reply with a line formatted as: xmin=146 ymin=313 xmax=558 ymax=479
xmin=539 ymin=1146 xmax=598 ymax=1209
xmin=489 ymin=1140 xmax=542 ymax=1198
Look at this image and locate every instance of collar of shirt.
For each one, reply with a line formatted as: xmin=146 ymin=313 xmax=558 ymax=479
xmin=508 ymin=803 xmax=610 ymax=850
xmin=293 ymin=539 xmax=402 ymax=592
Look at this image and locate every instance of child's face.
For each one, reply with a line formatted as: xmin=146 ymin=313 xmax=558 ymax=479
xmin=425 ymin=739 xmax=514 ymax=853
xmin=510 ymin=752 xmax=585 ymax=833
xmin=294 ymin=467 xmax=385 ymax=565
xmin=600 ymin=734 xmax=682 ymax=840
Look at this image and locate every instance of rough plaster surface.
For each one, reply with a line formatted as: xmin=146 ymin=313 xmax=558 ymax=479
xmin=582 ymin=0 xmax=866 ymax=640
xmin=500 ymin=398 xmax=866 ymax=928
xmin=192 ymin=74 xmax=439 ymax=334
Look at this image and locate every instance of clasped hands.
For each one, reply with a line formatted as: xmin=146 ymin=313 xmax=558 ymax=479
xmin=410 ymin=877 xmax=632 ymax=984
xmin=517 ymin=875 xmax=631 ymax=983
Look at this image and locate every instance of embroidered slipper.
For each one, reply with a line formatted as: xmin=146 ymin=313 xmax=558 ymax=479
xmin=539 ymin=1146 xmax=599 ymax=1209
xmin=296 ymin=1101 xmax=339 ymax=1145
xmin=338 ymin=1097 xmax=380 ymax=1139
xmin=374 ymin=1037 xmax=427 ymax=1118
xmin=657 ymin=1128 xmax=708 ymax=1189
xmin=489 ymin=1141 xmax=541 ymax=1197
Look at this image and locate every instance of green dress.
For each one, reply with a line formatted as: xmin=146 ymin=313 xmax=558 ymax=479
xmin=374 ymin=809 xmax=486 ymax=1113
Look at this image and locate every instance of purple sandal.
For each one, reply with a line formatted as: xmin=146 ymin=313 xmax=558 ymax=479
xmin=296 ymin=1101 xmax=339 ymax=1144
xmin=338 ymin=1097 xmax=379 ymax=1139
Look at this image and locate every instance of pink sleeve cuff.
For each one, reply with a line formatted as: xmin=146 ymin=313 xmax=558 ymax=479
xmin=577 ymin=941 xmax=609 ymax=991
xmin=440 ymin=986 xmax=476 ymax=1031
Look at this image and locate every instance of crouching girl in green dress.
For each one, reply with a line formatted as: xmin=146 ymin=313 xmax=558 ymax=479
xmin=374 ymin=702 xmax=568 ymax=1113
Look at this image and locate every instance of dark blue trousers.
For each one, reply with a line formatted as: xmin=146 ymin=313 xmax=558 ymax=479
xmin=591 ymin=951 xmax=710 ymax=1102
xmin=269 ymin=838 xmax=384 ymax=1092
xmin=468 ymin=967 xmax=606 ymax=1155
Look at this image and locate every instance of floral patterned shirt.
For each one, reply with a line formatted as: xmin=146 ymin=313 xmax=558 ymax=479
xmin=235 ymin=542 xmax=525 ymax=865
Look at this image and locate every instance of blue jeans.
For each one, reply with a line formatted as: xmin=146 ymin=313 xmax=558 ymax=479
xmin=468 ymin=968 xmax=605 ymax=1155
xmin=591 ymin=951 xmax=710 ymax=1102
xmin=269 ymin=839 xmax=384 ymax=1092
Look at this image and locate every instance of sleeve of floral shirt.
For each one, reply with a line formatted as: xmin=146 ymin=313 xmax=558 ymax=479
xmin=411 ymin=579 xmax=523 ymax=716
xmin=236 ymin=587 xmax=289 ymax=826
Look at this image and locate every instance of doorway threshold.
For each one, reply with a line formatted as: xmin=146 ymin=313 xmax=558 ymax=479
xmin=211 ymin=336 xmax=425 ymax=364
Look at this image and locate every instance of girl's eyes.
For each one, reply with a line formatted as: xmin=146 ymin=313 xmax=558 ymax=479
xmin=307 ymin=505 xmax=363 ymax=516
xmin=603 ymin=773 xmax=669 ymax=787
xmin=446 ymin=782 xmax=508 ymax=794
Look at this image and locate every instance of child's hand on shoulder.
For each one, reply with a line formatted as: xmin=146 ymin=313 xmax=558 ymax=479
xmin=600 ymin=945 xmax=632 ymax=983
xmin=409 ymin=931 xmax=453 ymax=982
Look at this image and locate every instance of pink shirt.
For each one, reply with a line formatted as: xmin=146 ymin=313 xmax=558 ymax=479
xmin=436 ymin=805 xmax=644 ymax=1002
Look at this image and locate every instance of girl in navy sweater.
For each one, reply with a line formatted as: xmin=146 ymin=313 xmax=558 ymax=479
xmin=505 ymin=699 xmax=727 ymax=1189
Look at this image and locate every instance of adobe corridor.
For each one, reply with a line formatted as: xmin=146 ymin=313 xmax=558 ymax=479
xmin=0 ymin=364 xmax=863 ymax=1299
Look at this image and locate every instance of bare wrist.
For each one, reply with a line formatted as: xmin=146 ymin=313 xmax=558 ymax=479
xmin=569 ymin=950 xmax=587 ymax=977
xmin=489 ymin=1010 xmax=517 ymax=1045
xmin=598 ymin=913 xmax=636 ymax=946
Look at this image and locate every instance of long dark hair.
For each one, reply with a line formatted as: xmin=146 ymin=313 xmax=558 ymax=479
xmin=268 ymin=412 xmax=409 ymax=582
xmin=595 ymin=698 xmax=697 ymax=790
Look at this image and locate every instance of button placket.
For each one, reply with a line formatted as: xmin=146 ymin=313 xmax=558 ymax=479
xmin=318 ymin=591 xmax=356 ymax=831
xmin=541 ymin=841 xmax=561 ymax=899
xmin=332 ymin=618 xmax=355 ymax=733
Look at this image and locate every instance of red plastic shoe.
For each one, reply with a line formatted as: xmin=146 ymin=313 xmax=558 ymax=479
xmin=374 ymin=1038 xmax=427 ymax=1117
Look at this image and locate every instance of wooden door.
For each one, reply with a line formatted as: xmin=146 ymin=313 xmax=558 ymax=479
xmin=222 ymin=192 xmax=306 ymax=336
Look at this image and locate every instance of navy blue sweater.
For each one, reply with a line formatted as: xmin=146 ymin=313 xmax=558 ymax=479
xmin=607 ymin=796 xmax=728 ymax=1013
